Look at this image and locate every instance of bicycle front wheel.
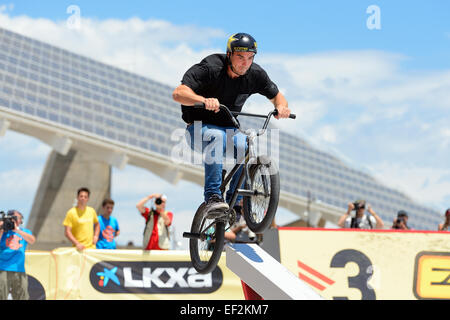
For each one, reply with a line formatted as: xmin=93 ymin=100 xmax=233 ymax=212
xmin=189 ymin=203 xmax=225 ymax=274
xmin=243 ymin=157 xmax=280 ymax=233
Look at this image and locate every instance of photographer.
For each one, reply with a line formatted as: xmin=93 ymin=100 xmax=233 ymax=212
xmin=136 ymin=193 xmax=173 ymax=250
xmin=338 ymin=200 xmax=384 ymax=230
xmin=391 ymin=210 xmax=411 ymax=230
xmin=0 ymin=210 xmax=36 ymax=300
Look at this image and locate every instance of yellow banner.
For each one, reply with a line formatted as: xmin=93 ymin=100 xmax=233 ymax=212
xmin=25 ymin=248 xmax=244 ymax=300
xmin=278 ymin=228 xmax=450 ymax=300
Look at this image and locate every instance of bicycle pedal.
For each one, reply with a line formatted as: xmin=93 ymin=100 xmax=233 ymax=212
xmin=205 ymin=210 xmax=226 ymax=219
xmin=183 ymin=232 xmax=201 ymax=239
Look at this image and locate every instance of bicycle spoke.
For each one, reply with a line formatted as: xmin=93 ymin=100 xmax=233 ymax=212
xmin=197 ymin=217 xmax=217 ymax=262
xmin=249 ymin=165 xmax=271 ymax=224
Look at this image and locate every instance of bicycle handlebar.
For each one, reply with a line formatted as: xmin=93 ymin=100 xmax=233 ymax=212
xmin=193 ymin=102 xmax=296 ymax=136
xmin=194 ymin=102 xmax=296 ymax=120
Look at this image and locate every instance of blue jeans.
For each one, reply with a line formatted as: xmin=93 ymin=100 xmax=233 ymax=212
xmin=186 ymin=122 xmax=247 ymax=204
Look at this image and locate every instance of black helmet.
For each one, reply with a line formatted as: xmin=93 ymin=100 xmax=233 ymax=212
xmin=227 ymin=33 xmax=257 ymax=54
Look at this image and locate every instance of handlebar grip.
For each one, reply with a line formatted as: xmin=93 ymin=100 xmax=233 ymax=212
xmin=194 ymin=102 xmax=205 ymax=109
xmin=274 ymin=109 xmax=296 ymax=119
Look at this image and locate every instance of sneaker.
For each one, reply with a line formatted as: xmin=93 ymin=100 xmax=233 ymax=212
xmin=205 ymin=194 xmax=229 ymax=218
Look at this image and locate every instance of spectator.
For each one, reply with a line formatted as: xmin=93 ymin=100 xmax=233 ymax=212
xmin=438 ymin=208 xmax=450 ymax=231
xmin=96 ymin=198 xmax=120 ymax=249
xmin=0 ymin=210 xmax=36 ymax=300
xmin=63 ymin=187 xmax=100 ymax=251
xmin=338 ymin=200 xmax=384 ymax=229
xmin=392 ymin=210 xmax=411 ymax=230
xmin=136 ymin=193 xmax=173 ymax=250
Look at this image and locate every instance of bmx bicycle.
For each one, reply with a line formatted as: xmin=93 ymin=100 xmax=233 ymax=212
xmin=183 ymin=103 xmax=296 ymax=274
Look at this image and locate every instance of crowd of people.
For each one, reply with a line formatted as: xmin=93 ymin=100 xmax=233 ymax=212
xmin=337 ymin=200 xmax=450 ymax=231
xmin=0 ymin=182 xmax=264 ymax=300
xmin=60 ymin=187 xmax=175 ymax=251
xmin=1 ymin=186 xmax=449 ymax=299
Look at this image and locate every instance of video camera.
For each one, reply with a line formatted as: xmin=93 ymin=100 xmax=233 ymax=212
xmin=0 ymin=211 xmax=18 ymax=232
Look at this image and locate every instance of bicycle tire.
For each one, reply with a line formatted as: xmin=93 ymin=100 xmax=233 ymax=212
xmin=243 ymin=156 xmax=280 ymax=233
xmin=189 ymin=203 xmax=225 ymax=274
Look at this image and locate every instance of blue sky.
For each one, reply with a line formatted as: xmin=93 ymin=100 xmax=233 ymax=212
xmin=0 ymin=1 xmax=449 ymax=247
xmin=7 ymin=0 xmax=450 ymax=67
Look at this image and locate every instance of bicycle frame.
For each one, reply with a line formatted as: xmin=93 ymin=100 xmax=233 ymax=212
xmin=191 ymin=102 xmax=295 ymax=222
xmin=218 ymin=106 xmax=280 ymax=213
xmin=185 ymin=103 xmax=295 ymax=273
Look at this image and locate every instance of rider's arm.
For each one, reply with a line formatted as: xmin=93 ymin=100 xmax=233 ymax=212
xmin=270 ymin=92 xmax=290 ymax=119
xmin=172 ymin=84 xmax=205 ymax=106
xmin=173 ymin=84 xmax=221 ymax=113
xmin=172 ymin=85 xmax=220 ymax=113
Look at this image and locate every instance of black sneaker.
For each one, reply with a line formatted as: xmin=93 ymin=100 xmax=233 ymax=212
xmin=205 ymin=194 xmax=229 ymax=218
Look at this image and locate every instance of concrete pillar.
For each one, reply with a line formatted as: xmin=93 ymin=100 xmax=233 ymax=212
xmin=26 ymin=148 xmax=111 ymax=250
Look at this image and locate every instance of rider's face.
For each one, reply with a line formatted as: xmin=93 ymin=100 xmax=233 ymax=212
xmin=229 ymin=52 xmax=255 ymax=76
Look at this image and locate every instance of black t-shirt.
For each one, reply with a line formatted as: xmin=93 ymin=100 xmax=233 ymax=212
xmin=180 ymin=54 xmax=279 ymax=127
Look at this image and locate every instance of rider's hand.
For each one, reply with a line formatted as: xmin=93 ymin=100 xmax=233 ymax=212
xmin=204 ymin=98 xmax=220 ymax=113
xmin=275 ymin=106 xmax=291 ymax=119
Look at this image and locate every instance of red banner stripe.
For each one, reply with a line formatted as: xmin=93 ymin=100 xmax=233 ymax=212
xmin=298 ymin=272 xmax=326 ymax=291
xmin=297 ymin=260 xmax=335 ymax=285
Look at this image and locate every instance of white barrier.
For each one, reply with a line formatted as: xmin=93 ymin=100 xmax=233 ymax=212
xmin=226 ymin=243 xmax=324 ymax=300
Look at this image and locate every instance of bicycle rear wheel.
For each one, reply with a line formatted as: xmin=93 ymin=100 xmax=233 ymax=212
xmin=189 ymin=203 xmax=225 ymax=274
xmin=243 ymin=156 xmax=280 ymax=233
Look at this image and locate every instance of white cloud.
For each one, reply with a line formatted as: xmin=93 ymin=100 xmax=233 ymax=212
xmin=441 ymin=128 xmax=450 ymax=148
xmin=371 ymin=162 xmax=450 ymax=211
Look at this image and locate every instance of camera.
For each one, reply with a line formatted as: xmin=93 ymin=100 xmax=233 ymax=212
xmin=392 ymin=217 xmax=407 ymax=229
xmin=353 ymin=202 xmax=365 ymax=211
xmin=155 ymin=198 xmax=163 ymax=205
xmin=1 ymin=211 xmax=18 ymax=232
xmin=396 ymin=217 xmax=405 ymax=224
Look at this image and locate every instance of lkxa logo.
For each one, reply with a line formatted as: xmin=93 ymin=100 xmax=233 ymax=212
xmin=89 ymin=261 xmax=223 ymax=294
